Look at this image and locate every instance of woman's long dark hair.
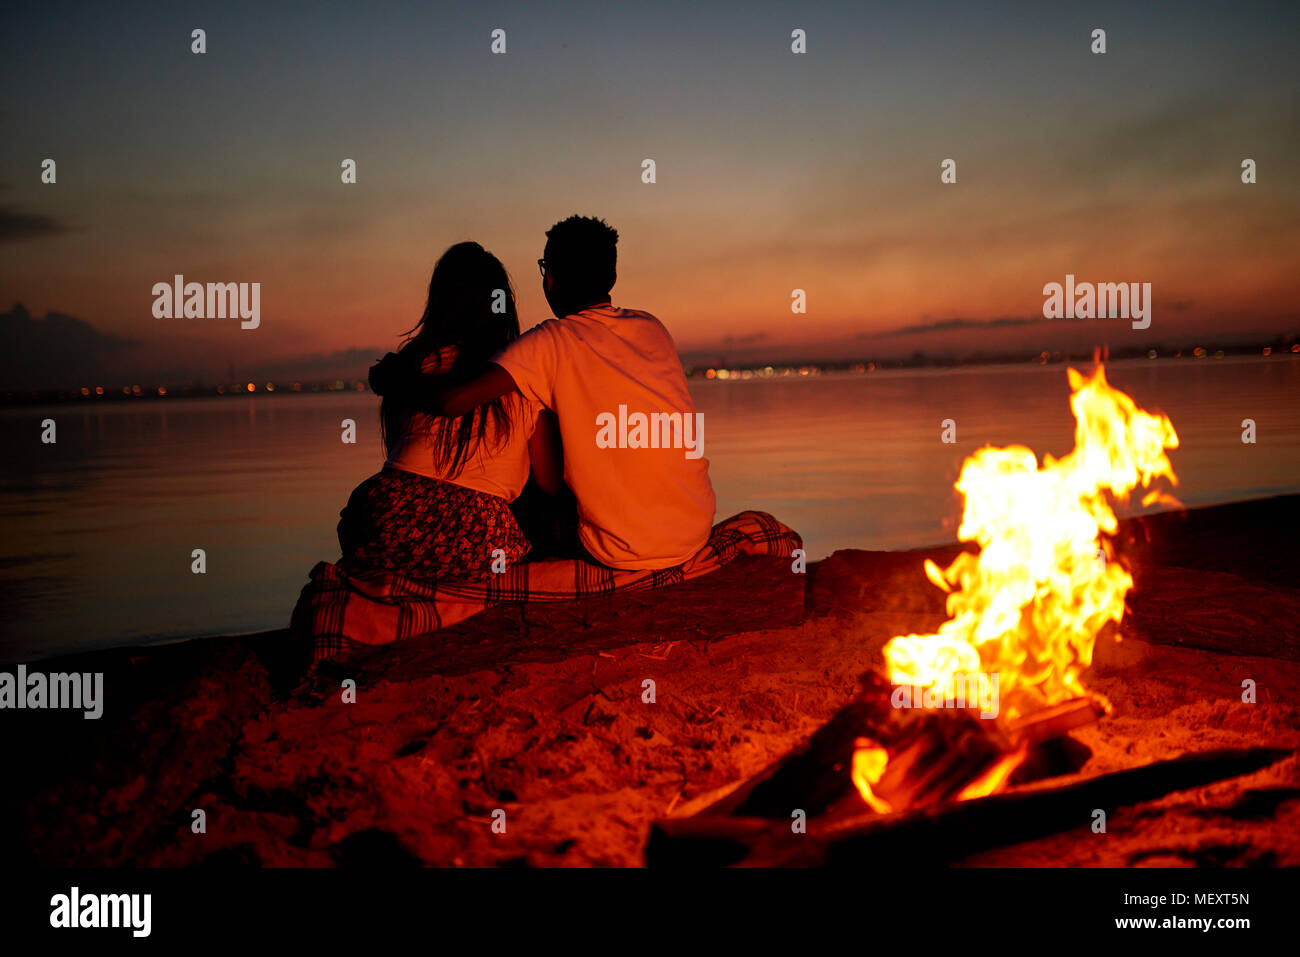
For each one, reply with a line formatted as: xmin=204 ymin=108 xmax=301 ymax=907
xmin=381 ymin=242 xmax=521 ymax=475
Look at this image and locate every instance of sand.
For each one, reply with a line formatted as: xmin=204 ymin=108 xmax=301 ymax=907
xmin=6 ymin=496 xmax=1298 ymax=867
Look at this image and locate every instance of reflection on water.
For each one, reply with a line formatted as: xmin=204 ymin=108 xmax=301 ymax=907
xmin=1 ymin=356 xmax=1296 ymax=659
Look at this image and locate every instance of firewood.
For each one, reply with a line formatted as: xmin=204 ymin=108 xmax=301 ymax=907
xmin=644 ymin=746 xmax=1292 ymax=867
xmin=693 ymin=672 xmax=1101 ymax=820
xmin=1002 ymin=697 xmax=1109 ymax=749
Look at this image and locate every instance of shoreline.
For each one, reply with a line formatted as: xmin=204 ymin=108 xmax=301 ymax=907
xmin=0 ymin=486 xmax=1294 ymax=665
xmin=4 ymin=490 xmax=1298 ymax=666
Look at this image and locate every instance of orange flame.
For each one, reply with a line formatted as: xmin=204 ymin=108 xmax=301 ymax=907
xmin=953 ymin=747 xmax=1028 ymax=801
xmin=850 ymin=739 xmax=893 ymax=814
xmin=883 ymin=365 xmax=1178 ymax=722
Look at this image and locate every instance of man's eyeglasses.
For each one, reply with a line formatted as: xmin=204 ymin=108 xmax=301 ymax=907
xmin=537 ymin=259 xmax=547 ymax=277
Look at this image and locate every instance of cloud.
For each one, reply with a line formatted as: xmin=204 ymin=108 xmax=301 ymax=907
xmin=0 ymin=203 xmax=69 ymax=243
xmin=251 ymin=345 xmax=390 ymax=380
xmin=869 ymin=316 xmax=1047 ymax=338
xmin=721 ymin=331 xmax=769 ymax=346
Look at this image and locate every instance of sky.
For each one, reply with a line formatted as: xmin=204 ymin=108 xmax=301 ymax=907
xmin=1 ymin=0 xmax=1298 ymax=388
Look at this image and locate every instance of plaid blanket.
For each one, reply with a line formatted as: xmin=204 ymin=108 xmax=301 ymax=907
xmin=295 ymin=510 xmax=801 ymax=662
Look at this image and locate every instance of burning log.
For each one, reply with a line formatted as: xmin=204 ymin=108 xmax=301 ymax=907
xmin=645 ymin=746 xmax=1292 ymax=867
xmin=694 ymin=671 xmax=1105 ymax=822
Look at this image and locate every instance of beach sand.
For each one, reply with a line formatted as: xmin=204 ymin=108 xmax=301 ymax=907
xmin=6 ymin=496 xmax=1299 ymax=867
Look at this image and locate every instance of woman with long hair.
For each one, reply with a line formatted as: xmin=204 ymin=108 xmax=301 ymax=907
xmin=338 ymin=242 xmax=563 ymax=581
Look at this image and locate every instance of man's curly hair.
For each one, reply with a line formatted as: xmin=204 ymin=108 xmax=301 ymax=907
xmin=544 ymin=215 xmax=619 ymax=302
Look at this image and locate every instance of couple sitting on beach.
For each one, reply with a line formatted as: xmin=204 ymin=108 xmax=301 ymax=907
xmin=349 ymin=215 xmax=717 ymax=581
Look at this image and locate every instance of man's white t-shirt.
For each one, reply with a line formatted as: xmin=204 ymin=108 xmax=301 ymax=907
xmin=492 ymin=304 xmax=716 ymax=569
xmin=385 ymin=395 xmax=540 ymax=501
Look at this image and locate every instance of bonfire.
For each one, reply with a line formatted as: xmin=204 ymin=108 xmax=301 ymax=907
xmin=854 ymin=364 xmax=1180 ymax=811
xmin=644 ymin=365 xmax=1293 ymax=867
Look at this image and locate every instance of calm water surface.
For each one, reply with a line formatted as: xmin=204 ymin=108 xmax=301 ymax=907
xmin=2 ymin=356 xmax=1297 ymax=660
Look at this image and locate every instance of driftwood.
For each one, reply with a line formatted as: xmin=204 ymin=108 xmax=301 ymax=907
xmin=645 ymin=746 xmax=1292 ymax=867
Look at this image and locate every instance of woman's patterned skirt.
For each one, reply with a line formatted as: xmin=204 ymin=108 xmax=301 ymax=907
xmin=337 ymin=467 xmax=530 ymax=582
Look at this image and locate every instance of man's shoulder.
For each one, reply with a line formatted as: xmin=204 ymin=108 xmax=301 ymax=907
xmin=523 ymin=315 xmax=565 ymax=333
xmin=568 ymin=305 xmax=670 ymax=340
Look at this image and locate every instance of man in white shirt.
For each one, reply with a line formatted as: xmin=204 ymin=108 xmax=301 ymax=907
xmin=372 ymin=215 xmax=716 ymax=570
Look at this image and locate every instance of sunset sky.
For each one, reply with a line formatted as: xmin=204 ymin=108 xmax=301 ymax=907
xmin=2 ymin=0 xmax=1298 ymax=387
